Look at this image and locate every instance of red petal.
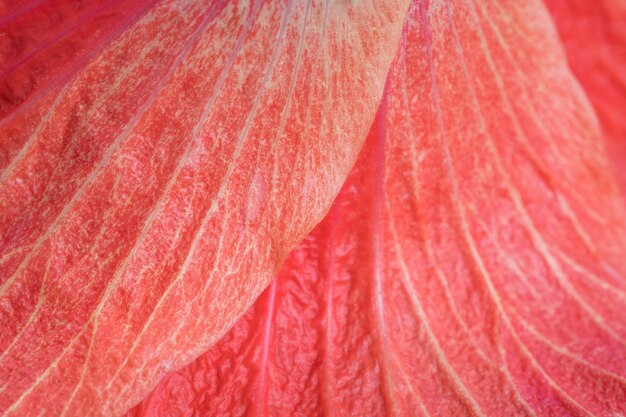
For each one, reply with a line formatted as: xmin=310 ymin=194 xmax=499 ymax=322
xmin=130 ymin=1 xmax=626 ymax=416
xmin=0 ymin=0 xmax=159 ymax=119
xmin=545 ymin=0 xmax=626 ymax=194
xmin=0 ymin=1 xmax=409 ymax=415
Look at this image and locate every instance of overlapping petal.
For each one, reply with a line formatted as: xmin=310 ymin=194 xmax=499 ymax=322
xmin=0 ymin=1 xmax=409 ymax=415
xmin=545 ymin=0 xmax=626 ymax=194
xmin=129 ymin=1 xmax=626 ymax=416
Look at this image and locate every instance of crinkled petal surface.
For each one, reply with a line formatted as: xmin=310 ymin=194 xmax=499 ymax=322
xmin=545 ymin=0 xmax=626 ymax=194
xmin=129 ymin=1 xmax=626 ymax=416
xmin=0 ymin=0 xmax=409 ymax=415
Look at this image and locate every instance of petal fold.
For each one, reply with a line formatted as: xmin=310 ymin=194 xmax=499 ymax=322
xmin=130 ymin=1 xmax=626 ymax=416
xmin=0 ymin=1 xmax=409 ymax=415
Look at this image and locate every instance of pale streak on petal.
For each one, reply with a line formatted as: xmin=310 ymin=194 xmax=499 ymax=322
xmin=425 ymin=5 xmax=596 ymax=413
xmin=480 ymin=221 xmax=626 ymax=384
xmin=447 ymin=0 xmax=625 ymax=346
xmin=515 ymin=313 xmax=626 ymax=387
xmin=3 ymin=3 xmax=260 ymax=412
xmin=56 ymin=8 xmax=233 ymax=410
xmin=475 ymin=0 xmax=611 ymax=237
xmin=0 ymin=85 xmax=68 ymax=183
xmin=0 ymin=256 xmax=51 ymax=363
xmin=388 ymin=215 xmax=487 ymax=417
xmin=424 ymin=235 xmax=538 ymax=417
xmin=286 ymin=0 xmax=332 ymax=235
xmin=0 ymin=2 xmax=204 ymax=297
xmin=268 ymin=0 xmax=311 ymax=195
xmin=106 ymin=0 xmax=294 ymax=390
xmin=0 ymin=1 xmax=225 ymax=357
xmin=554 ymin=249 xmax=626 ymax=299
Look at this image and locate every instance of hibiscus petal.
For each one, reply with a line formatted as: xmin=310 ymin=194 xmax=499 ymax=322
xmin=0 ymin=0 xmax=159 ymax=120
xmin=545 ymin=0 xmax=626 ymax=195
xmin=0 ymin=1 xmax=409 ymax=415
xmin=129 ymin=1 xmax=626 ymax=416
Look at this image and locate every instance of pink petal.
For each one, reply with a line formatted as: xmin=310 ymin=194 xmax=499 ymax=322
xmin=130 ymin=1 xmax=626 ymax=416
xmin=0 ymin=1 xmax=409 ymax=415
xmin=545 ymin=0 xmax=626 ymax=194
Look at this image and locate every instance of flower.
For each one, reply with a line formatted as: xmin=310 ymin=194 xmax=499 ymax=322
xmin=1 ymin=1 xmax=624 ymax=416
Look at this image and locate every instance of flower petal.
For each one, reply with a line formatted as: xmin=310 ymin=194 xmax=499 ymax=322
xmin=0 ymin=1 xmax=408 ymax=415
xmin=130 ymin=1 xmax=626 ymax=416
xmin=545 ymin=0 xmax=626 ymax=194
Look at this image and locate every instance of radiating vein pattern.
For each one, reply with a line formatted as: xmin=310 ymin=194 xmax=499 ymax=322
xmin=0 ymin=0 xmax=410 ymax=415
xmin=128 ymin=1 xmax=626 ymax=416
xmin=545 ymin=0 xmax=626 ymax=196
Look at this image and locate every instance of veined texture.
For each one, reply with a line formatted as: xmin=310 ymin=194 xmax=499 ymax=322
xmin=130 ymin=1 xmax=626 ymax=416
xmin=0 ymin=0 xmax=409 ymax=415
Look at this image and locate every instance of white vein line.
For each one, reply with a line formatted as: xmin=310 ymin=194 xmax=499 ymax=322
xmin=477 ymin=219 xmax=626 ymax=382
xmin=477 ymin=219 xmax=626 ymax=396
xmin=0 ymin=256 xmax=50 ymax=363
xmin=1 ymin=2 xmax=244 ymax=413
xmin=473 ymin=0 xmax=607 ymax=259
xmin=419 ymin=211 xmax=538 ymax=416
xmin=397 ymin=18 xmax=420 ymax=169
xmin=131 ymin=213 xmax=230 ymax=380
xmin=431 ymin=78 xmax=595 ymax=414
xmin=372 ymin=229 xmax=431 ymax=417
xmin=393 ymin=370 xmax=432 ymax=417
xmin=301 ymin=0 xmax=328 ymax=187
xmin=480 ymin=0 xmax=603 ymax=195
xmin=398 ymin=6 xmax=486 ymax=415
xmin=130 ymin=0 xmax=297 ymax=377
xmin=174 ymin=0 xmax=296 ymax=356
xmin=4 ymin=174 xmax=122 ymax=344
xmin=477 ymin=215 xmax=626 ymax=328
xmin=228 ymin=0 xmax=311 ymax=283
xmin=7 ymin=1 xmax=171 ymax=193
xmin=514 ymin=311 xmax=626 ymax=386
xmin=455 ymin=0 xmax=626 ymax=346
xmin=494 ymin=341 xmax=539 ymax=417
xmin=0 ymin=195 xmax=121 ymax=363
xmin=76 ymin=0 xmax=263 ymax=401
xmin=387 ymin=215 xmax=486 ymax=417
xmin=0 ymin=85 xmax=68 ymax=183
xmin=423 ymin=233 xmax=538 ymax=417
xmin=0 ymin=5 xmax=200 ymax=298
xmin=394 ymin=18 xmax=505 ymax=414
xmin=394 ymin=12 xmax=502 ymax=369
xmin=0 ymin=245 xmax=27 ymax=268
xmin=554 ymin=249 xmax=626 ymax=299
xmin=0 ymin=0 xmax=159 ymax=130
xmin=0 ymin=4 xmax=215 ymax=359
xmin=444 ymin=134 xmax=597 ymax=412
xmin=427 ymin=3 xmax=598 ymax=414
xmin=268 ymin=0 xmax=311 ymax=194
xmin=286 ymin=0 xmax=331 ymax=234
xmin=107 ymin=0 xmax=294 ymax=392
